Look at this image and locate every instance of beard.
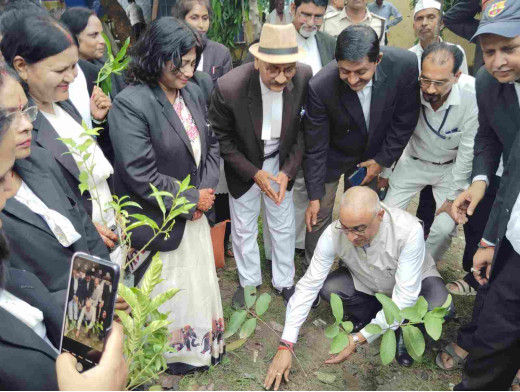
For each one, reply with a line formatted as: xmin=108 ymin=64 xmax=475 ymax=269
xmin=423 ymin=92 xmax=441 ymax=103
xmin=0 ymin=230 xmax=10 ymax=290
xmin=299 ymin=24 xmax=318 ymax=38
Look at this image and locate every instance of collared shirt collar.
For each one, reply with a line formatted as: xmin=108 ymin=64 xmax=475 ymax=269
xmin=340 ymin=6 xmax=372 ymax=22
xmin=420 ymin=80 xmax=461 ymax=111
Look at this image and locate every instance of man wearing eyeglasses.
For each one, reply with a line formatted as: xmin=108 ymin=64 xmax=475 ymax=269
xmin=210 ymin=24 xmax=313 ymax=308
xmin=263 ymin=186 xmax=449 ymax=390
xmin=384 ymin=43 xmax=478 ymax=265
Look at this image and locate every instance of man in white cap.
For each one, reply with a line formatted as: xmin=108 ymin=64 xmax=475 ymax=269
xmin=410 ymin=0 xmax=469 ymax=74
xmin=209 ymin=24 xmax=313 ymax=308
xmin=321 ymin=0 xmax=386 ymax=43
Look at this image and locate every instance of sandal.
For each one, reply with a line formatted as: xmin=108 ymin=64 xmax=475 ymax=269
xmin=225 ymin=242 xmax=234 ymax=258
xmin=447 ymin=279 xmax=476 ymax=296
xmin=436 ymin=343 xmax=467 ymax=371
xmin=511 ymin=376 xmax=520 ymax=391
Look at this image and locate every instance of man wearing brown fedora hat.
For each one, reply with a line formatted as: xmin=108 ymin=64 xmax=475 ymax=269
xmin=210 ymin=23 xmax=313 ymax=308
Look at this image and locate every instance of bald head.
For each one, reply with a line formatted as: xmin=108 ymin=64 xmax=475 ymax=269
xmin=340 ymin=186 xmax=381 ymax=215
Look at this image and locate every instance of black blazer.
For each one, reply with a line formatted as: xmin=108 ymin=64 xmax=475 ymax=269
xmin=0 ymin=147 xmax=109 ymax=299
xmin=0 ymin=267 xmax=62 ymax=391
xmin=210 ymin=62 xmax=313 ymax=199
xmin=472 ymin=67 xmax=520 ymax=248
xmin=78 ymin=59 xmax=100 ymax=97
xmin=190 ymin=70 xmax=214 ymax=107
xmin=202 ymin=38 xmax=233 ymax=85
xmin=31 ymin=99 xmax=93 ymax=216
xmin=303 ymin=46 xmax=420 ymax=201
xmin=243 ymin=31 xmax=336 ymax=69
xmin=108 ymin=82 xmax=220 ymax=252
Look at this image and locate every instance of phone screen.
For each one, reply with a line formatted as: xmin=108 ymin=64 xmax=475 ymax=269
xmin=348 ymin=167 xmax=367 ymax=187
xmin=60 ymin=252 xmax=120 ymax=370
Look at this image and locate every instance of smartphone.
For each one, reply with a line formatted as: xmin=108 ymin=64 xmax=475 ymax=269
xmin=60 ymin=252 xmax=120 ymax=371
xmin=348 ymin=167 xmax=367 ymax=187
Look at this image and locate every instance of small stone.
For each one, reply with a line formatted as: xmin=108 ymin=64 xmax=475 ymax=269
xmin=314 ymin=371 xmax=336 ymax=384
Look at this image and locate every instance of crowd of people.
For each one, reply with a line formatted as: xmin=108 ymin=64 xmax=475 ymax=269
xmin=0 ymin=0 xmax=519 ymax=390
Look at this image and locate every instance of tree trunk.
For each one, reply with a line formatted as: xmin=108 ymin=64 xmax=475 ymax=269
xmin=248 ymin=0 xmax=262 ymax=41
xmin=100 ymin=0 xmax=133 ymax=50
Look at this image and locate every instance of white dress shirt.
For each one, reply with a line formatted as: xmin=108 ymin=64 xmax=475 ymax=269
xmin=15 ymin=180 xmax=82 ymax=247
xmin=281 ymin=206 xmax=438 ymax=344
xmin=356 ymin=80 xmax=373 ymax=131
xmin=409 ymin=39 xmax=469 ymax=75
xmin=504 ymin=82 xmax=520 ymax=254
xmin=68 ymin=64 xmax=93 ymax=130
xmin=77 ymin=304 xmax=97 ymax=331
xmin=0 ymin=290 xmax=59 ymax=353
xmin=267 ymin=8 xmax=292 ymax=24
xmin=260 ymin=76 xmax=283 ymax=156
xmin=296 ymin=33 xmax=322 ymax=76
xmin=197 ymin=54 xmax=204 ymax=72
xmin=405 ymin=74 xmax=478 ymax=200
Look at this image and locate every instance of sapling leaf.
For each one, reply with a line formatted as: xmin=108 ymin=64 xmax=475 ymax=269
xmin=364 ymin=323 xmax=382 ymax=335
xmin=224 ymin=310 xmax=247 ymax=339
xmin=416 ymin=296 xmax=428 ymax=318
xmin=79 ymin=171 xmax=89 ymax=183
xmin=325 ymin=323 xmax=339 ymax=339
xmin=329 ymin=331 xmax=349 ymax=354
xmin=375 ymin=293 xmax=401 ymax=325
xmin=330 ymin=293 xmax=344 ymax=323
xmin=129 ymin=214 xmax=160 ymax=231
xmin=226 ymin=338 xmax=246 ymax=351
xmin=180 ymin=175 xmax=191 ymax=192
xmin=442 ymin=294 xmax=452 ymax=309
xmin=340 ymin=321 xmax=353 ymax=334
xmin=255 ymin=293 xmax=271 ymax=317
xmin=402 ymin=324 xmax=425 ymax=361
xmin=125 ymin=220 xmax=149 ymax=232
xmin=380 ymin=329 xmax=396 ymax=365
xmin=239 ymin=318 xmax=257 ymax=339
xmin=115 ymin=36 xmax=130 ymax=62
xmin=429 ymin=306 xmax=449 ymax=318
xmin=119 ymin=201 xmax=142 ymax=209
xmin=400 ymin=305 xmax=422 ymax=323
xmin=140 ymin=253 xmax=162 ymax=297
xmin=424 ymin=312 xmax=444 ymax=340
xmin=79 ymin=183 xmax=90 ymax=195
xmin=244 ymin=286 xmax=257 ymax=309
xmin=149 ymin=289 xmax=179 ymax=312
xmin=149 ymin=183 xmax=166 ymax=215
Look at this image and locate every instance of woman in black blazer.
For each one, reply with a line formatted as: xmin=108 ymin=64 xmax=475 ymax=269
xmin=1 ymin=14 xmax=119 ymax=255
xmin=0 ymin=71 xmax=109 ymax=305
xmin=109 ymin=18 xmax=223 ymax=374
xmin=173 ymin=0 xmax=233 ymax=86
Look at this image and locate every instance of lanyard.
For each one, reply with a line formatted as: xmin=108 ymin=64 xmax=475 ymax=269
xmin=422 ymin=105 xmax=451 ymax=140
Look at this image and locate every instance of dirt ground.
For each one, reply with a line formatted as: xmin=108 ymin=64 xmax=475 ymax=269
xmin=169 ymin=181 xmax=475 ymax=391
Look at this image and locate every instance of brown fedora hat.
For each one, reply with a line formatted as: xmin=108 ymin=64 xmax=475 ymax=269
xmin=249 ymin=23 xmax=306 ymax=64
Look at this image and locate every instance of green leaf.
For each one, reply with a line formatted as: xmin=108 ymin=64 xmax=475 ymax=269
xmin=380 ymin=329 xmax=396 ymax=365
xmin=364 ymin=323 xmax=383 ymax=335
xmin=57 ymin=137 xmax=77 ymax=148
xmin=180 ymin=175 xmax=191 ymax=192
xmin=255 ymin=293 xmax=271 ymax=317
xmin=149 ymin=385 xmax=163 ymax=391
xmin=140 ymin=253 xmax=162 ymax=297
xmin=117 ymin=284 xmax=138 ymax=314
xmin=402 ymin=324 xmax=425 ymax=361
xmin=324 ymin=323 xmax=339 ymax=339
xmin=143 ymin=319 xmax=171 ymax=337
xmin=224 ymin=310 xmax=247 ymax=339
xmin=149 ymin=183 xmax=167 ymax=215
xmin=424 ymin=313 xmax=444 ymax=340
xmin=416 ymin=296 xmax=428 ymax=319
xmin=330 ymin=293 xmax=344 ymax=323
xmin=115 ymin=36 xmax=130 ymax=62
xmin=101 ymin=76 xmax=112 ymax=96
xmin=239 ymin=318 xmax=257 ymax=339
xmin=429 ymin=306 xmax=449 ymax=318
xmin=119 ymin=200 xmax=142 ymax=209
xmin=329 ymin=331 xmax=349 ymax=354
xmin=340 ymin=321 xmax=353 ymax=334
xmin=101 ymin=33 xmax=113 ymax=61
xmin=226 ymin=338 xmax=246 ymax=351
xmin=125 ymin=220 xmax=149 ymax=232
xmin=244 ymin=286 xmax=257 ymax=309
xmin=400 ymin=305 xmax=422 ymax=323
xmin=78 ymin=171 xmax=89 ymax=184
xmin=149 ymin=288 xmax=180 ymax=313
xmin=442 ymin=294 xmax=452 ymax=309
xmin=129 ymin=213 xmax=160 ymax=231
xmin=79 ymin=183 xmax=89 ymax=195
xmin=375 ymin=293 xmax=401 ymax=325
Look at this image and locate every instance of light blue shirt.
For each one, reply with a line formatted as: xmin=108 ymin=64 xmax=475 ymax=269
xmin=367 ymin=1 xmax=402 ymax=32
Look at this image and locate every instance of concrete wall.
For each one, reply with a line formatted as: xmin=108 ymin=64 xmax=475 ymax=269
xmin=385 ymin=0 xmax=477 ymax=68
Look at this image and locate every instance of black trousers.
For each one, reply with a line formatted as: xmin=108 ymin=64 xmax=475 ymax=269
xmin=455 ymin=238 xmax=520 ymax=390
xmin=416 ymin=185 xmax=436 ymax=237
xmin=319 ymin=267 xmax=452 ymax=325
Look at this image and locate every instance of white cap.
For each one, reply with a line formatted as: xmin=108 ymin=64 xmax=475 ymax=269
xmin=414 ymin=0 xmax=441 ymax=15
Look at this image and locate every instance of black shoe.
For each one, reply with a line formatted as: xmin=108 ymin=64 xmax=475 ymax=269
xmin=396 ymin=328 xmax=414 ymax=367
xmin=277 ymin=286 xmax=295 ymax=305
xmin=311 ymin=295 xmax=321 ymax=308
xmin=232 ymin=286 xmax=245 ymax=309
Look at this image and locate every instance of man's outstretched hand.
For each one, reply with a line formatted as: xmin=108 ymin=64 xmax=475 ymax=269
xmin=264 ymin=350 xmax=292 ymax=391
xmin=452 ymin=181 xmax=487 ymax=224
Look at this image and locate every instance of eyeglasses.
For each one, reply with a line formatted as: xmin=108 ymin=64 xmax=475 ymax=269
xmin=171 ymin=61 xmax=197 ymax=76
xmin=0 ymin=106 xmax=38 ymax=124
xmin=335 ymin=214 xmax=377 ymax=235
xmin=298 ymin=11 xmax=324 ymax=22
xmin=419 ymin=76 xmax=451 ymax=89
xmin=265 ymin=65 xmax=298 ymax=79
